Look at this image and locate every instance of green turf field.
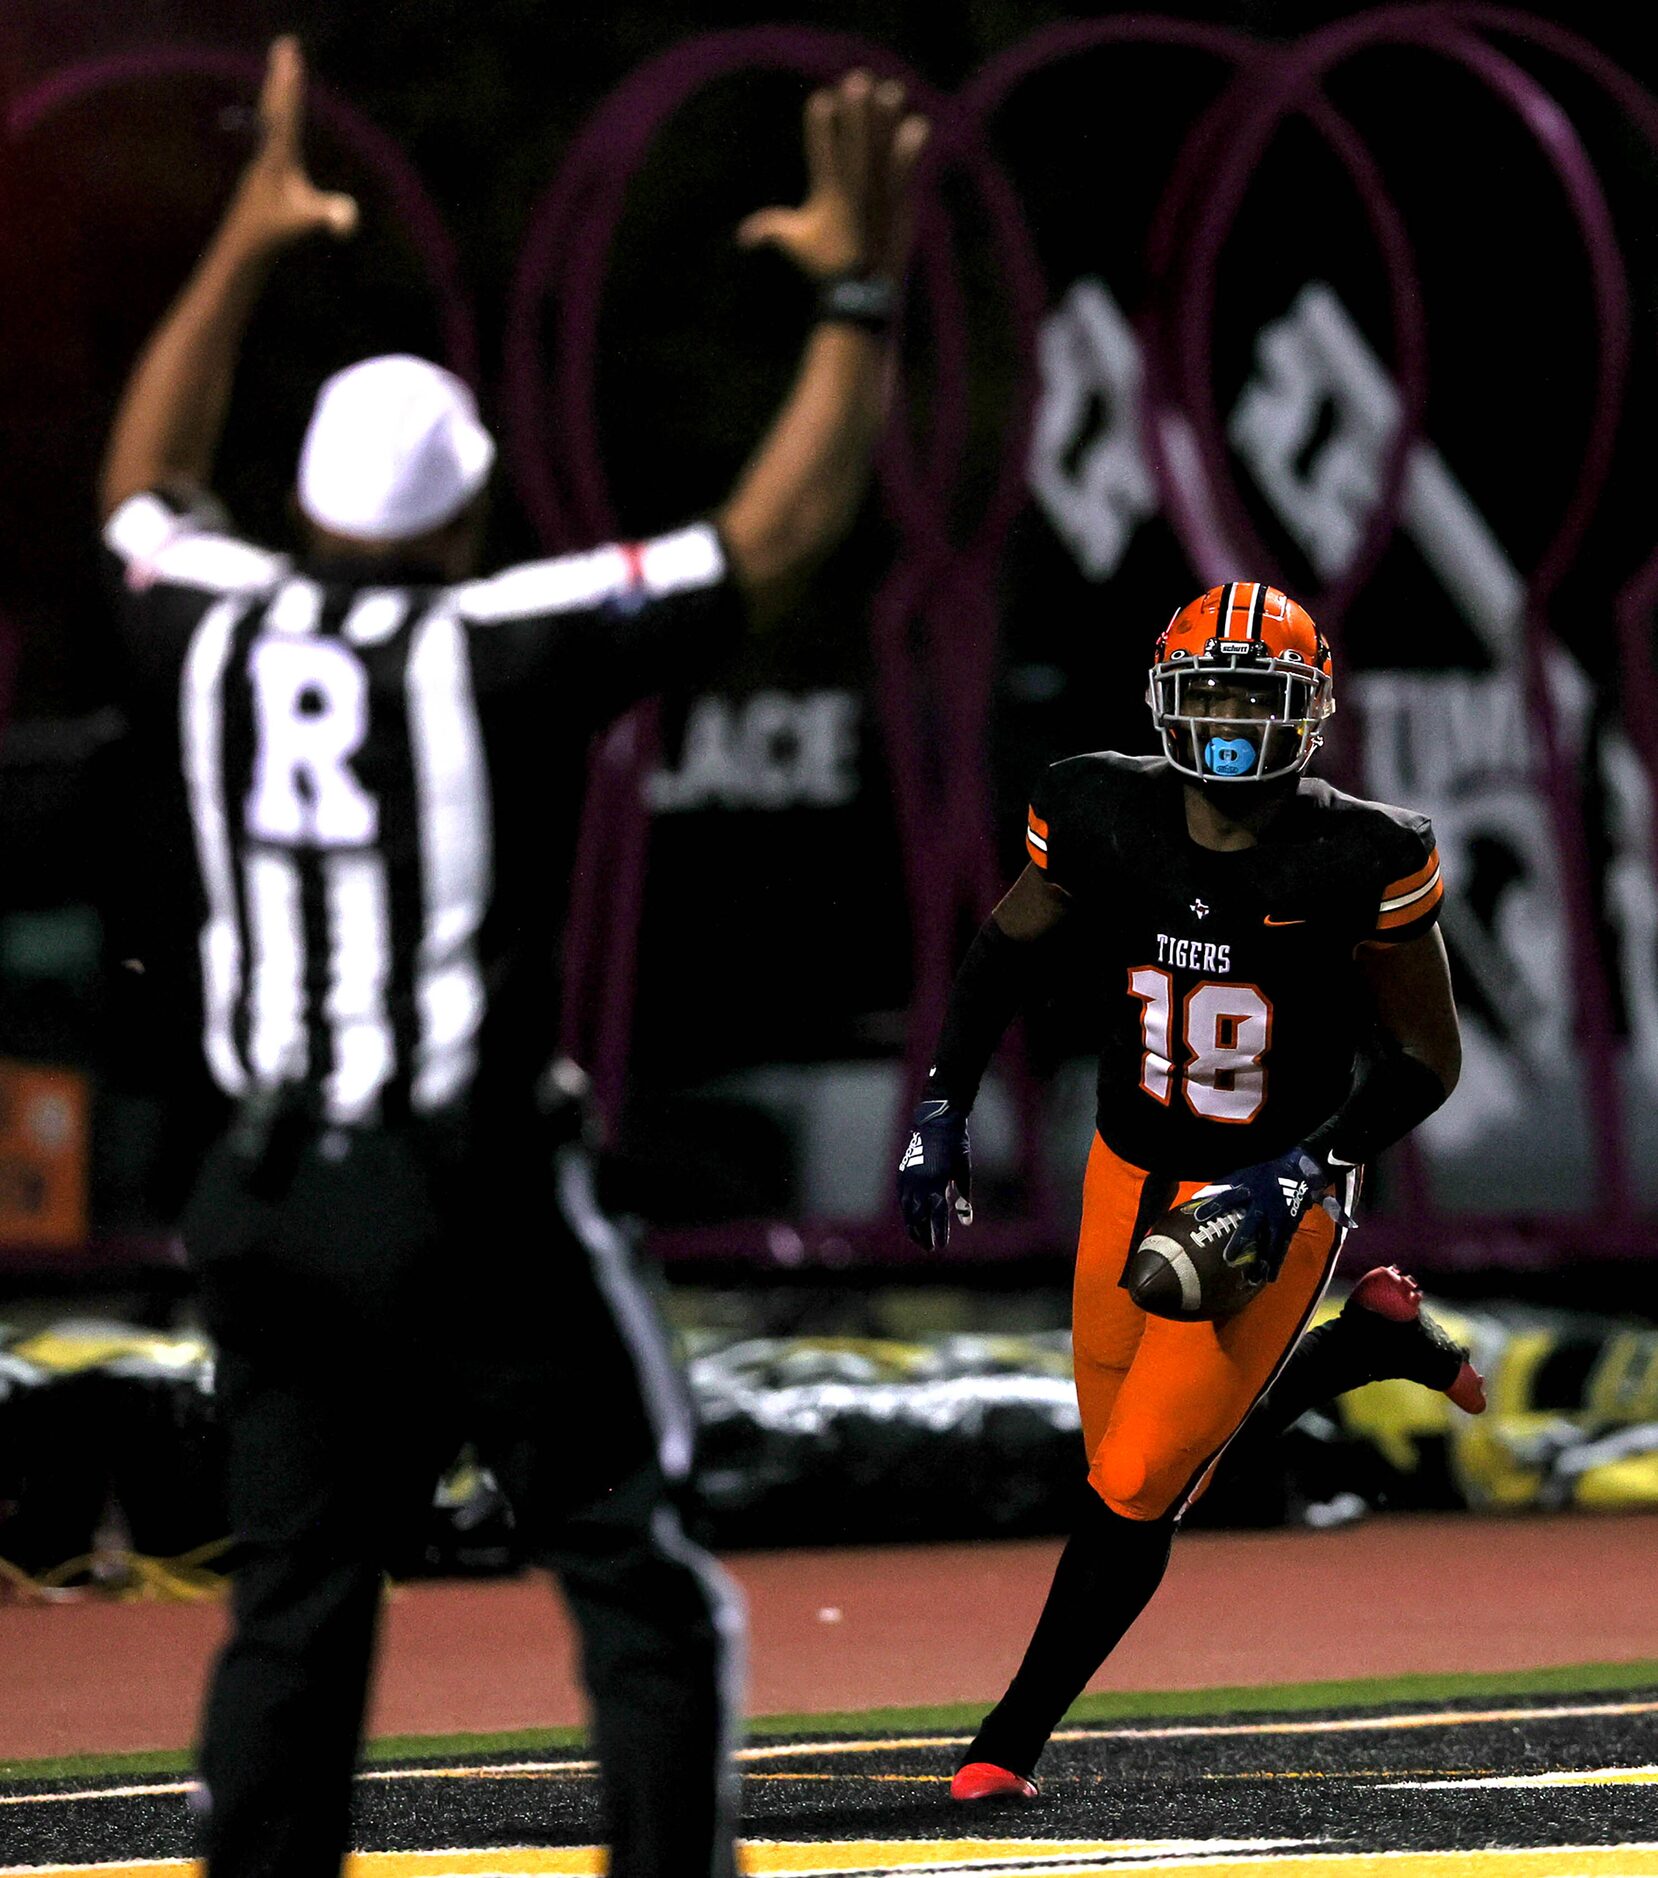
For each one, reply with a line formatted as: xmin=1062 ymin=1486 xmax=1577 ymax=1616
xmin=5 ymin=1657 xmax=1656 ymax=1783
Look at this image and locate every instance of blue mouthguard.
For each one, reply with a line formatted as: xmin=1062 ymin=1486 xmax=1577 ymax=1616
xmin=1203 ymin=735 xmax=1259 ymax=778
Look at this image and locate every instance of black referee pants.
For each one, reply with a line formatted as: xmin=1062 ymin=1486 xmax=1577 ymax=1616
xmin=184 ymin=1115 xmax=742 ymax=1878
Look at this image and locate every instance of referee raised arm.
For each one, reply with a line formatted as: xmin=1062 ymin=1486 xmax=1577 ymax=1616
xmin=99 ymin=39 xmax=926 ymax=1878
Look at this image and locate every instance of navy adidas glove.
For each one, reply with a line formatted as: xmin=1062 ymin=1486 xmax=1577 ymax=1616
xmin=1191 ymin=1146 xmax=1337 ymax=1281
xmin=897 ymin=1098 xmax=973 ymax=1250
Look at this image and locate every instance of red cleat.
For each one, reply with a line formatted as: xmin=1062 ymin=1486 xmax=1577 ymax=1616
xmin=951 ymin=1761 xmax=1039 ymax=1804
xmin=1348 ymin=1264 xmax=1423 ymax=1322
xmin=1445 ymin=1361 xmax=1487 ymax=1416
xmin=1345 ymin=1266 xmax=1487 ymax=1414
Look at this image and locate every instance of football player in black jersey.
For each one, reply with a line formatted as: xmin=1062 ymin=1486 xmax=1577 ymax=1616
xmin=898 ymin=580 xmax=1482 ymax=1803
xmin=100 ymin=38 xmax=926 ymax=1878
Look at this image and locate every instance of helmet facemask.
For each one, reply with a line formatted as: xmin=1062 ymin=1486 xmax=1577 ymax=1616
xmin=1148 ymin=643 xmax=1334 ymax=784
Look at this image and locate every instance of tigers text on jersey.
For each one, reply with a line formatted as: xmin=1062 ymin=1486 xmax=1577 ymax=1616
xmin=105 ymin=488 xmax=746 ymax=1126
xmin=1025 ymin=753 xmax=1443 ymax=1178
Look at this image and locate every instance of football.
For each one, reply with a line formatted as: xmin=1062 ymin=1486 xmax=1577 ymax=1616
xmin=1124 ymin=1193 xmax=1271 ymax=1323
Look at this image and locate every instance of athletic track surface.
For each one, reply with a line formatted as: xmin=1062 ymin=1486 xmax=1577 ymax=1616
xmin=7 ymin=1514 xmax=1655 ymax=1760
xmin=5 ymin=1512 xmax=1658 ymax=1874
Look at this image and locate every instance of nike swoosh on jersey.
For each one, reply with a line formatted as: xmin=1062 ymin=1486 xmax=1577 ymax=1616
xmin=1263 ymin=914 xmax=1307 ymax=926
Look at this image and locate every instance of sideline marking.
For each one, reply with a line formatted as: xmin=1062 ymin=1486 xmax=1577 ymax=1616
xmin=727 ymin=1843 xmax=1317 ymax=1876
xmin=0 ymin=1844 xmax=1316 ymax=1878
xmin=5 ymin=1698 xmax=1655 ymax=1812
xmin=1087 ymin=1853 xmax=1658 ymax=1876
xmin=748 ymin=1697 xmax=1658 ymax=1759
xmin=9 ymin=1845 xmax=1658 ymax=1878
xmin=0 ymin=1782 xmax=196 ymax=1809
xmin=1381 ymin=1764 xmax=1658 ymax=1789
xmin=1202 ymin=1770 xmax=1497 ymax=1782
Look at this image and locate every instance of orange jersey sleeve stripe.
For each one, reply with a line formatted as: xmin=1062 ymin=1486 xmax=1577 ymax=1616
xmin=1382 ymin=846 xmax=1440 ymax=901
xmin=1375 ymin=876 xmax=1444 ymax=931
xmin=1026 ymin=805 xmax=1051 ymax=867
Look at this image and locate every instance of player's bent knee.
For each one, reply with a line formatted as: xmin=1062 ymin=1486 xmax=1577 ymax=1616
xmin=1088 ymin=1443 xmax=1163 ymax=1520
xmin=1073 ymin=1352 xmax=1132 ymax=1389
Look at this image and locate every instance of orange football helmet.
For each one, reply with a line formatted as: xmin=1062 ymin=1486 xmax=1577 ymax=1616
xmin=1147 ymin=581 xmax=1335 ymax=783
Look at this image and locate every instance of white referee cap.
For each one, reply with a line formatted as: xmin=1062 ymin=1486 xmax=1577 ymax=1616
xmin=296 ymin=354 xmax=496 ymax=542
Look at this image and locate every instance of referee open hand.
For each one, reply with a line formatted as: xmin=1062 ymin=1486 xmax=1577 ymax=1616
xmin=229 ymin=36 xmax=359 ymax=250
xmin=736 ymin=70 xmax=929 ymax=283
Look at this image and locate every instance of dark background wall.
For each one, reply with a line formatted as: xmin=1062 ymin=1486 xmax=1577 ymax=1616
xmin=2 ymin=0 xmax=1656 ymax=1252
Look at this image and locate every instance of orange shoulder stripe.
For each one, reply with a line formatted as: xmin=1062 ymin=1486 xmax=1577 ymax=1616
xmin=1382 ymin=846 xmax=1441 ymax=901
xmin=1375 ymin=876 xmax=1444 ymax=931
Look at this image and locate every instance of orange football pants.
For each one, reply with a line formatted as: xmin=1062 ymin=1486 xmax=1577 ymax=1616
xmin=1073 ymin=1133 xmax=1343 ymax=1522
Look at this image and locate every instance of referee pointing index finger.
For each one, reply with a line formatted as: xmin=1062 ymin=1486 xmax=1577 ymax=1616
xmin=99 ymin=38 xmax=927 ymax=1878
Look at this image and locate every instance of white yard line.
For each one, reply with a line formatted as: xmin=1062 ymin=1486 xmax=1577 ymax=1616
xmin=1378 ymin=1765 xmax=1658 ymax=1789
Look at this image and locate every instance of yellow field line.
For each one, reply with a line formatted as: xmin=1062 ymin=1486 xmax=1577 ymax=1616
xmin=4 ymin=1697 xmax=1654 ymax=1818
xmin=745 ymin=1772 xmax=949 ymax=1783
xmin=0 ymin=1843 xmax=1313 ymax=1878
xmin=725 ymin=1841 xmax=1316 ymax=1876
xmin=12 ymin=1845 xmax=1658 ymax=1878
xmin=0 ymin=1864 xmax=196 ymax=1877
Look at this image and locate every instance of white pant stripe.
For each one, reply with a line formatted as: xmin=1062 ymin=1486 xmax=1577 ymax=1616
xmin=1173 ymin=1165 xmax=1359 ymax=1522
xmin=556 ymin=1148 xmax=695 ymax=1482
xmin=556 ymin=1148 xmax=746 ymax=1877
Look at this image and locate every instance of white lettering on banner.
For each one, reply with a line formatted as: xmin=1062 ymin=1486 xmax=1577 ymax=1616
xmin=1027 ymin=275 xmax=1525 ymax=661
xmin=1230 ymin=284 xmax=1523 ymax=661
xmin=1348 ymin=654 xmax=1658 ymax=1171
xmin=1027 ymin=280 xmax=1157 ymax=580
xmin=1602 ymin=733 xmax=1658 ymax=1089
xmin=648 ymin=690 xmax=861 ymax=813
xmin=1226 ymin=294 xmax=1645 ymax=1156
xmin=1354 ymin=660 xmax=1588 ymax=1092
xmin=1356 ymin=654 xmax=1591 ymax=813
xmin=245 ymin=637 xmax=379 ymax=846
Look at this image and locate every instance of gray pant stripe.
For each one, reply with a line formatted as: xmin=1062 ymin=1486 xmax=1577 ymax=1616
xmin=555 ymin=1147 xmax=745 ymax=1876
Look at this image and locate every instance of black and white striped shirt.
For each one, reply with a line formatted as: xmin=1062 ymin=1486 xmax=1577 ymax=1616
xmin=105 ymin=488 xmax=743 ymax=1126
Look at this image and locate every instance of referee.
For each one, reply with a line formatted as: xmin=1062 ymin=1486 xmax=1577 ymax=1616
xmin=99 ymin=40 xmax=925 ymax=1878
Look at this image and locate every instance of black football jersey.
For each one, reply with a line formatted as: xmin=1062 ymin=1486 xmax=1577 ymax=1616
xmin=1025 ymin=753 xmax=1443 ymax=1178
xmin=104 ymin=486 xmax=745 ymax=1126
